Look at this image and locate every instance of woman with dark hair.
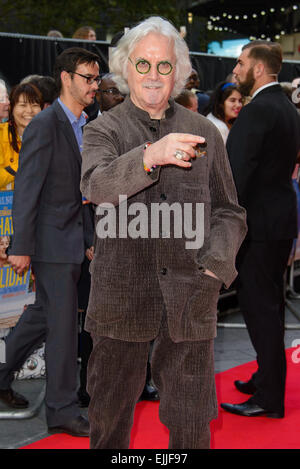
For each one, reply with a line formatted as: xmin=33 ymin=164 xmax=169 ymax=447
xmin=205 ymin=81 xmax=244 ymax=144
xmin=0 ymin=82 xmax=43 ymax=190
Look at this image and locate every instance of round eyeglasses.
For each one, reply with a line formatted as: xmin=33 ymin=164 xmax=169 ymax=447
xmin=128 ymin=57 xmax=173 ymax=76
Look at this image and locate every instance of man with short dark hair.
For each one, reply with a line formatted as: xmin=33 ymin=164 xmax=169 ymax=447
xmin=175 ymin=89 xmax=198 ymax=112
xmin=96 ymin=73 xmax=124 ymax=112
xmin=185 ymin=67 xmax=209 ymax=114
xmin=29 ymin=76 xmax=59 ymax=108
xmin=221 ymin=41 xmax=300 ymax=418
xmin=0 ymin=47 xmax=100 ymax=437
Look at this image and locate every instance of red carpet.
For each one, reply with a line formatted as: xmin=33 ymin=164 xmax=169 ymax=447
xmin=21 ymin=348 xmax=300 ymax=449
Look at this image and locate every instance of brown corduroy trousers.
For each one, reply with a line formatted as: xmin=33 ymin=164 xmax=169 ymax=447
xmin=87 ymin=314 xmax=217 ymax=449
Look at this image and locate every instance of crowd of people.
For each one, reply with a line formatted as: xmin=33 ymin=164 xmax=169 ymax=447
xmin=46 ymin=25 xmax=97 ymax=41
xmin=0 ymin=15 xmax=300 ymax=449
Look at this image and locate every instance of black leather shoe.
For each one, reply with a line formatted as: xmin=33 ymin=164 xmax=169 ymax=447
xmin=48 ymin=415 xmax=90 ymax=437
xmin=234 ymin=379 xmax=256 ymax=395
xmin=221 ymin=398 xmax=284 ymax=418
xmin=0 ymin=388 xmax=29 ymax=408
xmin=139 ymin=383 xmax=159 ymax=402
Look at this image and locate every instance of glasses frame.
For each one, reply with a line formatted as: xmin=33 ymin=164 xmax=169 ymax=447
xmin=68 ymin=71 xmax=102 ymax=86
xmin=128 ymin=57 xmax=173 ymax=76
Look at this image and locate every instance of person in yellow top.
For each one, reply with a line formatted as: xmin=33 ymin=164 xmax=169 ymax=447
xmin=0 ymin=82 xmax=43 ymax=190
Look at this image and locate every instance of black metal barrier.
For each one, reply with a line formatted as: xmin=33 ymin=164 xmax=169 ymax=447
xmin=217 ymin=261 xmax=300 ymax=330
xmin=217 ymin=168 xmax=300 ymax=331
xmin=1 ymin=32 xmax=300 ymax=90
xmin=0 ymin=33 xmax=110 ymax=88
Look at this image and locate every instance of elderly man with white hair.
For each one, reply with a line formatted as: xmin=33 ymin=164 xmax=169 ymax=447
xmin=81 ymin=16 xmax=247 ymax=449
xmin=0 ymin=79 xmax=9 ymax=122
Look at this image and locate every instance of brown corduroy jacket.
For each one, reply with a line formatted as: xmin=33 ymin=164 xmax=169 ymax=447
xmin=80 ymin=97 xmax=247 ymax=342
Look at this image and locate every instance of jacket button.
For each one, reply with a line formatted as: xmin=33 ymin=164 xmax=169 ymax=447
xmin=149 ymin=126 xmax=157 ymax=132
xmin=160 ymin=267 xmax=167 ymax=275
xmin=10 ymin=158 xmax=14 ymax=163
xmin=160 ymin=193 xmax=167 ymax=200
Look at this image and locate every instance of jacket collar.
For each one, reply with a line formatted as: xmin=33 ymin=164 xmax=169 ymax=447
xmin=123 ymin=95 xmax=176 ymax=124
xmin=251 ymin=83 xmax=282 ymax=100
xmin=52 ymin=99 xmax=82 ymax=163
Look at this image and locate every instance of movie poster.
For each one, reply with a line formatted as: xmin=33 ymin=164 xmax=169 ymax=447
xmin=0 ymin=190 xmax=35 ymax=328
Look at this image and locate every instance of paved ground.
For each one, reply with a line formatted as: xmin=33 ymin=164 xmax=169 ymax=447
xmin=0 ymin=293 xmax=299 ymax=449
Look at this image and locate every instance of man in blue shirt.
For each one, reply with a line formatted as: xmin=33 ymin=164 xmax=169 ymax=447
xmin=0 ymin=47 xmax=100 ymax=437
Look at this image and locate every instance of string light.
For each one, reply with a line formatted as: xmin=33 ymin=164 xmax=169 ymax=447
xmin=204 ymin=3 xmax=298 ymax=40
xmin=188 ymin=12 xmax=193 ymax=24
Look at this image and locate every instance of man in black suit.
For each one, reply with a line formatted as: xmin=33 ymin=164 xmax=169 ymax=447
xmin=0 ymin=47 xmax=100 ymax=436
xmin=221 ymin=41 xmax=300 ymax=418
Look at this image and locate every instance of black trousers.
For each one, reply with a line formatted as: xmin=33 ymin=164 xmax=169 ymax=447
xmin=77 ymin=256 xmax=93 ymax=393
xmin=0 ymin=261 xmax=82 ymax=426
xmin=236 ymin=239 xmax=293 ymax=413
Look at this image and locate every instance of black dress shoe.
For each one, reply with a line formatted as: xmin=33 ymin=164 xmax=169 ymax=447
xmin=234 ymin=379 xmax=256 ymax=395
xmin=48 ymin=415 xmax=90 ymax=437
xmin=0 ymin=388 xmax=29 ymax=409
xmin=221 ymin=398 xmax=284 ymax=418
xmin=139 ymin=383 xmax=159 ymax=402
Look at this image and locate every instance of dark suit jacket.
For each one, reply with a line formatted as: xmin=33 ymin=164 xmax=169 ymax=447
xmin=10 ymin=99 xmax=85 ymax=264
xmin=227 ymin=84 xmax=300 ymax=241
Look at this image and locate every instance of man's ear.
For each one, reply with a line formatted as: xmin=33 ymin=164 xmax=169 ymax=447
xmin=254 ymin=62 xmax=264 ymax=79
xmin=61 ymin=70 xmax=70 ymax=88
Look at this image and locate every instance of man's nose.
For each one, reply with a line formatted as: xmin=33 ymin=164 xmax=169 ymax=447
xmin=91 ymin=81 xmax=99 ymax=91
xmin=26 ymin=104 xmax=35 ymax=113
xmin=148 ymin=65 xmax=159 ymax=80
